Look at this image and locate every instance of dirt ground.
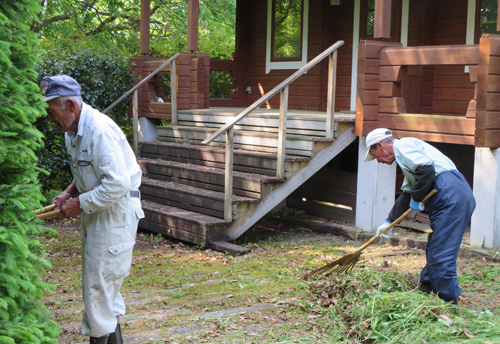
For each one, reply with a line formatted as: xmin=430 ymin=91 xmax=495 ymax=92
xmin=40 ymin=214 xmax=500 ymax=344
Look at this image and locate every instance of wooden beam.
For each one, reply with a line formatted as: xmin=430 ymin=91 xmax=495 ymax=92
xmin=380 ymin=45 xmax=479 ymax=66
xmin=140 ymin=0 xmax=151 ymax=54
xmin=378 ymin=114 xmax=476 ymax=135
xmin=277 ymin=87 xmax=288 ymax=178
xmin=374 ymin=0 xmax=391 ymax=39
xmin=498 ymin=0 xmax=500 ymax=32
xmin=187 ymin=0 xmax=199 ymax=52
xmin=391 ymin=130 xmax=475 ymax=145
xmin=224 ymin=128 xmax=234 ymax=221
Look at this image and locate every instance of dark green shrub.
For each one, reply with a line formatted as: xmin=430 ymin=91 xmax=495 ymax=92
xmin=210 ymin=70 xmax=234 ymax=99
xmin=0 ymin=0 xmax=60 ymax=342
xmin=35 ymin=49 xmax=134 ymax=192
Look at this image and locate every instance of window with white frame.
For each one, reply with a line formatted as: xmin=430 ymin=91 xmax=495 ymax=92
xmin=266 ymin=0 xmax=309 ymax=74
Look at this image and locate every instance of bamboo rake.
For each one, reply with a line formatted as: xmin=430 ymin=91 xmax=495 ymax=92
xmin=305 ymin=189 xmax=437 ymax=279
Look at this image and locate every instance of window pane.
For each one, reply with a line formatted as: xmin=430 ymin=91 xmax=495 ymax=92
xmin=480 ymin=0 xmax=498 ymax=35
xmin=273 ymin=0 xmax=303 ymax=60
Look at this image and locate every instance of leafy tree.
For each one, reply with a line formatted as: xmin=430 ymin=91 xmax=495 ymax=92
xmin=34 ymin=0 xmax=236 ymax=58
xmin=0 ymin=0 xmax=60 ymax=343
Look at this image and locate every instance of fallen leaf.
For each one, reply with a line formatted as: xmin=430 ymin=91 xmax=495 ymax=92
xmin=464 ymin=328 xmax=474 ymax=339
xmin=439 ymin=314 xmax=452 ymax=325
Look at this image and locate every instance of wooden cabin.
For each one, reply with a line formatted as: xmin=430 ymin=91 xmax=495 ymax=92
xmin=125 ymin=0 xmax=500 ymax=251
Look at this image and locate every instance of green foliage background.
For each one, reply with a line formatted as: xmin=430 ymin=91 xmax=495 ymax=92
xmin=0 ymin=1 xmax=60 ymax=342
xmin=34 ymin=0 xmax=236 ymax=193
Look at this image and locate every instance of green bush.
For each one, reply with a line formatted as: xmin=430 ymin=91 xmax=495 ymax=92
xmin=0 ymin=0 xmax=60 ymax=342
xmin=34 ymin=49 xmax=134 ymax=192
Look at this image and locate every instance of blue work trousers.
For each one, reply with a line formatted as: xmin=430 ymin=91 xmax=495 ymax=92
xmin=420 ymin=170 xmax=476 ymax=301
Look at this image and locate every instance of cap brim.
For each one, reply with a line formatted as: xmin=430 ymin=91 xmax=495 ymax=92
xmin=364 ymin=149 xmax=376 ymax=162
xmin=42 ymin=95 xmax=60 ymax=102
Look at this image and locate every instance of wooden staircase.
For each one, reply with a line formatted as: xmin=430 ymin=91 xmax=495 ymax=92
xmin=137 ymin=108 xmax=356 ymax=247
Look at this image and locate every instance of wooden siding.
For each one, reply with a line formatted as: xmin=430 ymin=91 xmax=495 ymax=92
xmin=476 ymin=34 xmax=500 ymax=147
xmin=129 ymin=53 xmax=210 ymax=118
xmin=235 ymin=0 xmax=354 ymax=111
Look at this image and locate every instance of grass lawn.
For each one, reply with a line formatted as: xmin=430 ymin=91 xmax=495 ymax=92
xmin=41 ymin=217 xmax=500 ymax=343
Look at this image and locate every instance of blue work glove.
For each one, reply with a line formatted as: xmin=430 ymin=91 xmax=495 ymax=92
xmin=410 ymin=199 xmax=425 ymax=212
xmin=376 ymin=220 xmax=392 ymax=238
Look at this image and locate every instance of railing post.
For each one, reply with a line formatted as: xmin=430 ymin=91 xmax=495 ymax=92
xmin=326 ymin=50 xmax=338 ymax=139
xmin=171 ymin=59 xmax=178 ymax=125
xmin=224 ymin=127 xmax=234 ymax=221
xmin=277 ymin=86 xmax=289 ymax=178
xmin=132 ymin=90 xmax=139 ymax=156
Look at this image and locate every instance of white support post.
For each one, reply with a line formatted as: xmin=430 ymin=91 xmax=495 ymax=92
xmin=471 ymin=147 xmax=500 ymax=249
xmin=224 ymin=127 xmax=234 ymax=222
xmin=355 ymin=137 xmax=397 ymax=232
xmin=132 ymin=90 xmax=139 ymax=156
xmin=171 ymin=59 xmax=178 ymax=125
xmin=277 ymin=87 xmax=289 ymax=178
xmin=138 ymin=117 xmax=157 ymax=142
xmin=326 ymin=51 xmax=338 ymax=139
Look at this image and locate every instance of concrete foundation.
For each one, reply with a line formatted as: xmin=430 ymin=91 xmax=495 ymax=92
xmin=139 ymin=117 xmax=157 ymax=142
xmin=355 ymin=137 xmax=397 ymax=233
xmin=471 ymin=147 xmax=500 ymax=249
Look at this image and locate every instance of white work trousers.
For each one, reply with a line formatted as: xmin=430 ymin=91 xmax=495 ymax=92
xmin=80 ymin=195 xmax=143 ymax=337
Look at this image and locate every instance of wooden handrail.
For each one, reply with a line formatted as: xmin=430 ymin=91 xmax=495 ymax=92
xmin=201 ymin=41 xmax=344 ymax=145
xmin=103 ymin=52 xmax=181 ymax=114
xmin=203 ymin=41 xmax=344 ymax=221
xmin=380 ymin=44 xmax=479 ymax=66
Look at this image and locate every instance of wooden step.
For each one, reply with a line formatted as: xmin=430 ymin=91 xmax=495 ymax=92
xmin=139 ymin=141 xmax=309 ymax=176
xmin=156 ymin=126 xmax=324 ymax=156
xmin=176 ymin=108 xmax=355 ymax=138
xmin=140 ymin=200 xmax=231 ymax=246
xmin=138 ymin=158 xmax=283 ymax=199
xmin=140 ymin=177 xmax=258 ymax=219
xmin=178 ymin=111 xmax=327 ymax=136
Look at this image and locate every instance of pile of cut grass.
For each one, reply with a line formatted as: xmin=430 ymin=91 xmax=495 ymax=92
xmin=306 ymin=267 xmax=500 ymax=343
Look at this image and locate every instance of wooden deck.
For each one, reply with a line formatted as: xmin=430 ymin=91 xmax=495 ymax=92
xmin=137 ymin=107 xmax=357 ymax=247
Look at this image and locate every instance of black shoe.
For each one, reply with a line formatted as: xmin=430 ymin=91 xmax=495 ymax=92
xmin=90 ymin=335 xmax=109 ymax=344
xmin=107 ymin=323 xmax=123 ymax=344
xmin=419 ymin=282 xmax=432 ymax=294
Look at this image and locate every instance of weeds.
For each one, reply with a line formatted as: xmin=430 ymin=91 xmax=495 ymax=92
xmin=306 ymin=267 xmax=500 ymax=343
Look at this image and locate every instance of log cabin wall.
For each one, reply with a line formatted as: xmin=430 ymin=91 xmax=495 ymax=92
xmin=235 ymin=0 xmax=355 ymax=111
xmin=129 ymin=53 xmax=210 ymax=119
xmin=432 ymin=0 xmax=475 ymax=116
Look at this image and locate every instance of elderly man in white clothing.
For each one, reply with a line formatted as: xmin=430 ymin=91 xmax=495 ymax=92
xmin=41 ymin=75 xmax=144 ymax=343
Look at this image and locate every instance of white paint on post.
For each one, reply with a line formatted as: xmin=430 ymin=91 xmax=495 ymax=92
xmin=326 ymin=51 xmax=337 ymax=139
xmin=277 ymin=87 xmax=289 ymax=178
xmin=350 ymin=0 xmax=361 ymax=111
xmin=355 ymin=137 xmax=396 ymax=232
xmin=224 ymin=127 xmax=234 ymax=222
xmin=471 ymin=147 xmax=500 ymax=249
xmin=401 ymin=0 xmax=409 ymax=47
xmin=171 ymin=59 xmax=178 ymax=125
xmin=464 ymin=0 xmax=477 ymax=73
xmin=133 ymin=90 xmax=139 ymax=156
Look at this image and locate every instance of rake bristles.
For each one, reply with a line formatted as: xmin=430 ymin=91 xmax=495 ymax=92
xmin=305 ymin=252 xmax=361 ymax=279
xmin=303 ymin=189 xmax=437 ymax=280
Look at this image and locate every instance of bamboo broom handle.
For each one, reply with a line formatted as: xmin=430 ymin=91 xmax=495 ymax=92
xmin=354 ymin=189 xmax=437 ymax=255
xmin=35 ymin=204 xmax=56 ymax=214
xmin=36 ymin=209 xmax=60 ymax=220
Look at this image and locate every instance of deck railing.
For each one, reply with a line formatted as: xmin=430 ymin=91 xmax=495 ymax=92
xmin=103 ymin=52 xmax=180 ymax=155
xmin=201 ymin=40 xmax=345 ymax=221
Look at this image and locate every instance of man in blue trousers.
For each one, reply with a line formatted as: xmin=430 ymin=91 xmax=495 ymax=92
xmin=364 ymin=128 xmax=476 ymax=304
